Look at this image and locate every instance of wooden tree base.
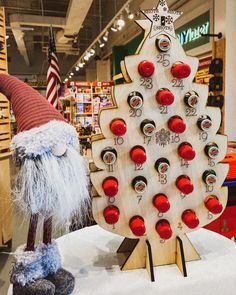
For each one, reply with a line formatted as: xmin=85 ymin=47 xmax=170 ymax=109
xmin=118 ymin=235 xmax=200 ymax=281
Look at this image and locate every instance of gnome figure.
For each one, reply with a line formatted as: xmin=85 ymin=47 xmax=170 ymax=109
xmin=0 ymin=74 xmax=90 ymax=295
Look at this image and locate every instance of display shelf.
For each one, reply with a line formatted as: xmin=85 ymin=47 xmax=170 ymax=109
xmin=75 ymin=113 xmax=93 ymax=116
xmin=65 ymin=81 xmax=113 ymax=137
xmin=0 ymin=7 xmax=12 ymax=248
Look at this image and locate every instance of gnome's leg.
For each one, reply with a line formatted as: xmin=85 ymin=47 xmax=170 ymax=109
xmin=25 ymin=213 xmax=39 ymax=251
xmin=43 ymin=216 xmax=53 ymax=245
xmin=11 ymin=213 xmax=56 ymax=295
xmin=42 ymin=217 xmax=75 ymax=295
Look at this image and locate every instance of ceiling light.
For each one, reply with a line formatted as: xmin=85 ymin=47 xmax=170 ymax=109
xmin=90 ymin=48 xmax=95 ymax=56
xmin=75 ymin=66 xmax=79 ymax=71
xmin=125 ymin=5 xmax=134 ymax=20
xmin=111 ymin=26 xmax=118 ymax=32
xmin=79 ymin=62 xmax=84 ymax=68
xmin=69 ymin=75 xmax=72 ymax=78
xmin=84 ymin=53 xmax=90 ymax=61
xmin=6 ymin=35 xmax=9 ymax=40
xmin=70 ymin=72 xmax=74 ymax=76
xmin=65 ymin=78 xmax=68 ymax=82
xmin=128 ymin=12 xmax=134 ymax=19
xmin=99 ymin=39 xmax=105 ymax=48
xmin=103 ymin=31 xmax=109 ymax=42
xmin=117 ymin=16 xmax=125 ymax=28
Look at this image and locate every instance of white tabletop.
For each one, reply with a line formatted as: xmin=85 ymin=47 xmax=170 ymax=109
xmin=8 ymin=225 xmax=236 ymax=295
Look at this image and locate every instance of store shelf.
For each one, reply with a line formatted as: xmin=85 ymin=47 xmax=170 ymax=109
xmin=75 ymin=113 xmax=93 ymax=116
xmin=65 ymin=81 xmax=113 ymax=136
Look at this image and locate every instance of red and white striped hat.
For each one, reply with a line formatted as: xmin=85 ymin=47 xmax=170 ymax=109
xmin=0 ymin=74 xmax=78 ymax=158
xmin=0 ymin=74 xmax=65 ymax=133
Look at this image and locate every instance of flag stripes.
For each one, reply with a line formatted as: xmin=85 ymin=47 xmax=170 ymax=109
xmin=46 ymin=28 xmax=61 ymax=109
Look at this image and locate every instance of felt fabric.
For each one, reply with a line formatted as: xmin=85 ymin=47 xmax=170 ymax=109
xmin=46 ymin=268 xmax=75 ymax=295
xmin=0 ymin=74 xmax=65 ymax=133
xmin=13 ymin=279 xmax=55 ymax=295
xmin=10 ymin=241 xmax=61 ymax=286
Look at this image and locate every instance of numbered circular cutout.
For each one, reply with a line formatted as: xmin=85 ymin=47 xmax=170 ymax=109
xmin=101 ymin=148 xmax=117 ymax=165
xmin=184 ymin=91 xmax=199 ymax=108
xmin=155 ymin=34 xmax=171 ymax=52
xmin=128 ymin=91 xmax=143 ymax=109
xmin=132 ymin=176 xmax=147 ymax=194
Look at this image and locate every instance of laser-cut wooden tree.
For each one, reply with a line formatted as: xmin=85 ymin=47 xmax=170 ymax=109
xmin=90 ymin=0 xmax=228 ymax=281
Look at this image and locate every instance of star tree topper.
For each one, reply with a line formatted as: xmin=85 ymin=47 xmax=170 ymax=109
xmin=142 ymin=0 xmax=182 ymax=38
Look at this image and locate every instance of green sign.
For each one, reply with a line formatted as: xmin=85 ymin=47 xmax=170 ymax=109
xmin=176 ymin=11 xmax=210 ymax=51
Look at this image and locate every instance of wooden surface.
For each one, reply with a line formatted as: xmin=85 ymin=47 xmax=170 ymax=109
xmin=0 ymin=7 xmax=12 ymax=247
xmin=212 ymin=38 xmax=225 ymax=134
xmin=91 ymin=14 xmax=228 ymax=271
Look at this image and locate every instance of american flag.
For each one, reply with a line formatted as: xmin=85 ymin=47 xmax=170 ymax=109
xmin=46 ymin=27 xmax=61 ymax=108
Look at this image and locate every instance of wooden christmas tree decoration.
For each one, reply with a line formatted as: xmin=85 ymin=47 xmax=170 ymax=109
xmin=90 ymin=0 xmax=228 ymax=281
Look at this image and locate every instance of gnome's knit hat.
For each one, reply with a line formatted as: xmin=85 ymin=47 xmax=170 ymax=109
xmin=0 ymin=74 xmax=79 ymax=159
xmin=0 ymin=74 xmax=90 ymax=224
xmin=0 ymin=74 xmax=65 ymax=133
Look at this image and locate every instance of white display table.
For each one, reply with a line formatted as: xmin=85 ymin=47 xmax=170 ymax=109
xmin=8 ymin=225 xmax=236 ymax=295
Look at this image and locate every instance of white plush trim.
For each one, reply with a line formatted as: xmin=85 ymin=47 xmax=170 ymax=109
xmin=13 ymin=144 xmax=90 ymax=225
xmin=10 ymin=241 xmax=61 ymax=286
xmin=11 ymin=120 xmax=79 ymax=159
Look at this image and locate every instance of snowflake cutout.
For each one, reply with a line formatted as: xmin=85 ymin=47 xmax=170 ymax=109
xmin=155 ymin=128 xmax=170 ymax=147
xmin=153 ymin=14 xmax=159 ymax=22
xmin=165 ymin=16 xmax=173 ymax=24
xmin=159 ymin=0 xmax=166 ymax=6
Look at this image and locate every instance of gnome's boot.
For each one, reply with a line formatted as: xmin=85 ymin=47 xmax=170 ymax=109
xmin=46 ymin=268 xmax=75 ymax=295
xmin=13 ymin=279 xmax=55 ymax=295
xmin=10 ymin=245 xmax=44 ymax=286
xmin=10 ymin=245 xmax=54 ymax=294
xmin=40 ymin=241 xmax=75 ymax=295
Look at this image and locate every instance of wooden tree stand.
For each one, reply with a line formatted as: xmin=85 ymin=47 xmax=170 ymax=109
xmin=90 ymin=0 xmax=228 ymax=283
xmin=117 ymin=235 xmax=200 ymax=281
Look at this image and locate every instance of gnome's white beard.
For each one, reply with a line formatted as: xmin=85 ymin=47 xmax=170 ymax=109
xmin=10 ymin=120 xmax=91 ymax=226
xmin=13 ymin=146 xmax=90 ymax=225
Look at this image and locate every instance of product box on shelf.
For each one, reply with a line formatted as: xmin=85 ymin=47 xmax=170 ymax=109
xmin=66 ymin=81 xmax=113 ymax=134
xmin=76 ymin=103 xmax=84 ymax=113
xmin=84 ymin=103 xmax=92 ymax=114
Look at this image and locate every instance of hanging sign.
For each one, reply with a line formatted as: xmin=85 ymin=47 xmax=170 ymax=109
xmin=176 ymin=11 xmax=210 ymax=51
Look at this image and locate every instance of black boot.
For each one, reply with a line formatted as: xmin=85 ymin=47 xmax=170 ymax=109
xmin=46 ymin=268 xmax=75 ymax=295
xmin=13 ymin=279 xmax=55 ymax=295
